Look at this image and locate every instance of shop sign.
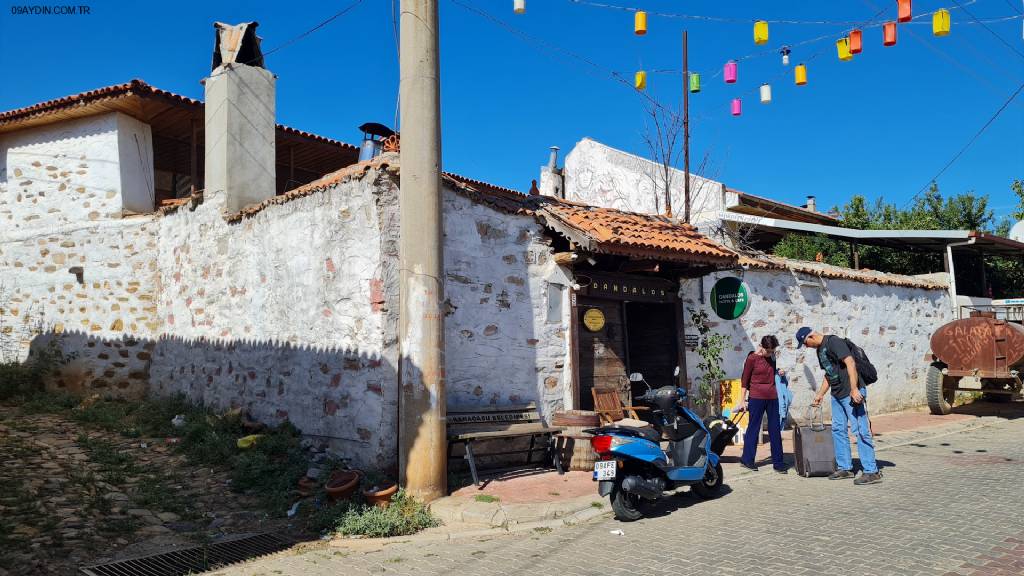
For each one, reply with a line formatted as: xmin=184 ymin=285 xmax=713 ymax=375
xmin=583 ymin=308 xmax=606 ymax=332
xmin=581 ymin=274 xmax=677 ymax=303
xmin=710 ymin=277 xmax=750 ymax=320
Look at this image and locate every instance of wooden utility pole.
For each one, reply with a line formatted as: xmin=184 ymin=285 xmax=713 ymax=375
xmin=682 ymin=30 xmax=691 ymax=224
xmin=398 ymin=0 xmax=446 ymax=502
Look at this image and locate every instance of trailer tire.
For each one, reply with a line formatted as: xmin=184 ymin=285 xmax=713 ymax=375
xmin=926 ymin=363 xmax=956 ymax=415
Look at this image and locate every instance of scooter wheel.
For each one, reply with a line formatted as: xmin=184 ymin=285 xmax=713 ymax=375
xmin=610 ymin=486 xmax=644 ymax=522
xmin=691 ymin=463 xmax=724 ymax=499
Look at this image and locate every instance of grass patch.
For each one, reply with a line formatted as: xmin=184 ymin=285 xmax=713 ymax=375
xmin=76 ymin=433 xmax=139 ymax=485
xmin=532 ymin=527 xmax=552 ymax=534
xmin=590 ymin=501 xmax=604 ymax=509
xmin=473 ymin=494 xmax=499 ymax=504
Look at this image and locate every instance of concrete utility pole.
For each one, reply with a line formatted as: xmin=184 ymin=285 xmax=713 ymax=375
xmin=397 ymin=0 xmax=447 ymax=502
xmin=682 ymin=29 xmax=691 ymax=224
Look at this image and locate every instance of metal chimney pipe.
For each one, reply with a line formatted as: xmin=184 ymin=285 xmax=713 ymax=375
xmin=547 ymin=146 xmax=560 ymax=171
xmin=806 ymin=195 xmax=817 ymax=212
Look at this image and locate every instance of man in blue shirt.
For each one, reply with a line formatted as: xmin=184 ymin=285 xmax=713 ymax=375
xmin=797 ymin=327 xmax=882 ymax=485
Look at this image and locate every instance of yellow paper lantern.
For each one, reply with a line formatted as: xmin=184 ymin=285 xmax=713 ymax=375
xmin=514 ymin=0 xmax=525 ymax=14
xmin=635 ymin=11 xmax=647 ymax=35
xmin=836 ymin=38 xmax=853 ymax=61
xmin=634 ymin=70 xmax=647 ymax=90
xmin=933 ymin=9 xmax=951 ymax=36
xmin=794 ymin=63 xmax=808 ymax=86
xmin=754 ymin=21 xmax=769 ymax=45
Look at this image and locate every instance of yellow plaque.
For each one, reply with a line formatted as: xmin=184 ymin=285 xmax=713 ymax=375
xmin=583 ymin=308 xmax=605 ymax=332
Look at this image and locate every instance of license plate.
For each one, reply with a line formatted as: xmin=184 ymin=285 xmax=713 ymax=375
xmin=593 ymin=460 xmax=617 ymax=481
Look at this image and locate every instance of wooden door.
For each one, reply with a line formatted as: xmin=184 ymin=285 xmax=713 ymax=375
xmin=576 ymin=297 xmax=628 ymax=411
xmin=624 ymin=301 xmax=679 ymax=398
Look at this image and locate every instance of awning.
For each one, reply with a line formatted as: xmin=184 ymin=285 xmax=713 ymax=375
xmin=720 ymin=212 xmax=1024 ymax=258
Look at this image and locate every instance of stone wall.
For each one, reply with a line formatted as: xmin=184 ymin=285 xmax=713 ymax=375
xmin=442 ymin=190 xmax=569 ymax=418
xmin=0 ymin=112 xmax=152 ymax=230
xmin=0 ymin=217 xmax=161 ymax=397
xmin=151 ymin=166 xmax=401 ymax=469
xmin=680 ymin=268 xmax=952 ymax=417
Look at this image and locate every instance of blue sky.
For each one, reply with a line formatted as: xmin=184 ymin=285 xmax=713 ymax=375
xmin=1 ymin=0 xmax=1022 ymax=221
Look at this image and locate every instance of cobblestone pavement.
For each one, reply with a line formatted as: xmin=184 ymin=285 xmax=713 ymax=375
xmin=220 ymin=417 xmax=1024 ymax=576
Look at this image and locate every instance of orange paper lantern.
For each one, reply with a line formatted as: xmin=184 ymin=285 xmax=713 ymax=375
xmin=849 ymin=29 xmax=863 ymax=54
xmin=883 ymin=22 xmax=897 ymax=46
xmin=897 ymin=0 xmax=912 ymax=23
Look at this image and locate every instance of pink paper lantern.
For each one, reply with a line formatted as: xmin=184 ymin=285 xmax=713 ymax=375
xmin=731 ymin=98 xmax=742 ymax=116
xmin=724 ymin=61 xmax=738 ymax=84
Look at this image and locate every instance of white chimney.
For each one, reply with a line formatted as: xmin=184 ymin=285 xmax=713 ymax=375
xmin=204 ymin=22 xmax=276 ymax=213
xmin=806 ymin=195 xmax=817 ymax=212
xmin=539 ymin=145 xmax=564 ymax=198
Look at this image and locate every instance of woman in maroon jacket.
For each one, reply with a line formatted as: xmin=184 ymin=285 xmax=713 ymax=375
xmin=739 ymin=335 xmax=787 ymax=473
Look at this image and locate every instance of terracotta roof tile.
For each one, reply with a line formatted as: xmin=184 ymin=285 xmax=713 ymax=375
xmin=738 ymin=255 xmax=947 ymax=290
xmin=535 ymin=201 xmax=737 ymax=265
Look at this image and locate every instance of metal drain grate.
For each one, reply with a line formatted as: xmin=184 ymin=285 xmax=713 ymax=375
xmin=80 ymin=532 xmax=292 ymax=576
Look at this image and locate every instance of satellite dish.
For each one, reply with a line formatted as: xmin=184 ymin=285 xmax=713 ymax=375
xmin=1010 ymin=220 xmax=1024 ymax=243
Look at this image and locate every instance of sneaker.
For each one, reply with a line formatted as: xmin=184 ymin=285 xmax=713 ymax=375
xmin=828 ymin=470 xmax=855 ymax=480
xmin=739 ymin=460 xmax=758 ymax=472
xmin=774 ymin=467 xmax=789 ymax=475
xmin=854 ymin=472 xmax=883 ymax=485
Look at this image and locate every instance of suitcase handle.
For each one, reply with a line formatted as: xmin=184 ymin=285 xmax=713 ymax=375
xmin=803 ymin=405 xmax=826 ymax=431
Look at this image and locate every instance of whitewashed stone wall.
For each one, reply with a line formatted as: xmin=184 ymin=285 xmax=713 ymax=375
xmin=680 ymin=269 xmax=952 ymax=417
xmin=562 ymin=138 xmax=726 ymax=229
xmin=0 ymin=112 xmax=154 ymax=230
xmin=0 ymin=217 xmax=161 ymax=395
xmin=151 ymin=167 xmax=401 ymax=469
xmin=442 ymin=191 xmax=569 ymax=418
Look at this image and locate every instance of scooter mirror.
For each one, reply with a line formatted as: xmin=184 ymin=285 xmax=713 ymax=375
xmin=628 ymin=372 xmax=644 ymax=382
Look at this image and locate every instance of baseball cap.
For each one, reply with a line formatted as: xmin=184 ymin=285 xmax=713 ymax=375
xmin=795 ymin=327 xmax=813 ymax=348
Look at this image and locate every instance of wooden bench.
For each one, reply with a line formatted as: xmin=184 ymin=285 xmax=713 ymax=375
xmin=446 ymin=403 xmax=565 ymax=486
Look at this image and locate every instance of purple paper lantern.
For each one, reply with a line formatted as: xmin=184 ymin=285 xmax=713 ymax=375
xmin=724 ymin=60 xmax=738 ymax=84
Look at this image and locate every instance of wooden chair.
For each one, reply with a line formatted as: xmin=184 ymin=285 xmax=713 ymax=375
xmin=591 ymin=387 xmax=649 ymax=426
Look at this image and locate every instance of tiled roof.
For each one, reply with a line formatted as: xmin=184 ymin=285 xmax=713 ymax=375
xmin=535 ymin=201 xmax=737 ymax=265
xmin=0 ymin=79 xmax=357 ymax=151
xmin=738 ymin=255 xmax=948 ymax=290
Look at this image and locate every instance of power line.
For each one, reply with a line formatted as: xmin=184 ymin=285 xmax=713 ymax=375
xmin=206 ymin=0 xmax=365 ymax=81
xmin=950 ymin=0 xmax=1024 ymax=60
xmin=1002 ymin=0 xmax=1023 ymax=14
xmin=904 ymin=81 xmax=1024 ymax=208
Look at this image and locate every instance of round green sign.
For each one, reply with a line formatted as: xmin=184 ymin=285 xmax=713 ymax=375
xmin=710 ymin=277 xmax=750 ymax=320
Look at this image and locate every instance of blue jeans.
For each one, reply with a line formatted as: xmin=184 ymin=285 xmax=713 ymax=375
xmin=831 ymin=387 xmax=878 ymax=474
xmin=741 ymin=397 xmax=785 ymax=470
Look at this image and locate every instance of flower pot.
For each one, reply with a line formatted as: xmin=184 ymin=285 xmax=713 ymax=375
xmin=325 ymin=470 xmax=361 ymax=502
xmin=362 ymin=481 xmax=398 ymax=508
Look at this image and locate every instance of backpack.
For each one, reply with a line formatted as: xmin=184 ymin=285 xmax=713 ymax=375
xmin=840 ymin=337 xmax=878 ymax=385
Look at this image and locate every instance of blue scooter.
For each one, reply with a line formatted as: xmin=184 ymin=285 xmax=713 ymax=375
xmin=586 ymin=370 xmax=728 ymax=521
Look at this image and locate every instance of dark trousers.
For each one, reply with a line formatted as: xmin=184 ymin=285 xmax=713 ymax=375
xmin=741 ymin=397 xmax=785 ymax=470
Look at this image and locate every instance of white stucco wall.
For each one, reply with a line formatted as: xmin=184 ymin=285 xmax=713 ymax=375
xmin=680 ymin=269 xmax=952 ymax=417
xmin=562 ymin=138 xmax=725 ymax=230
xmin=0 ymin=112 xmax=154 ymax=229
xmin=151 ymin=167 xmax=401 ymax=470
xmin=442 ymin=190 xmax=569 ymax=419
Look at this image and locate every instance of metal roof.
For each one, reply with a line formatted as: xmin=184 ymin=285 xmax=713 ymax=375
xmin=721 ymin=212 xmax=1024 ymax=258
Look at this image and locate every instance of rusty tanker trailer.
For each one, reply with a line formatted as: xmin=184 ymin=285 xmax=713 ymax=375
xmin=926 ymin=316 xmax=1024 ymax=415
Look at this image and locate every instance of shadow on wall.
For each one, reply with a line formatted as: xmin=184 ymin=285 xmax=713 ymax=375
xmin=30 ymin=328 xmax=401 ymax=473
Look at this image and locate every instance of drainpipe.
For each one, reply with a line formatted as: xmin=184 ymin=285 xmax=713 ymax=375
xmin=946 ymin=239 xmax=975 ymax=318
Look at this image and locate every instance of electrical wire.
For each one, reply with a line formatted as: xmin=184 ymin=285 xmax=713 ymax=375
xmin=903 ymin=81 xmax=1024 ymax=208
xmin=950 ymin=0 xmax=1024 ymax=59
xmin=205 ymin=0 xmax=365 ymax=81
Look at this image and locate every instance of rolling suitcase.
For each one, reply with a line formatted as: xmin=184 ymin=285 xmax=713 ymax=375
xmin=793 ymin=406 xmax=836 ymax=477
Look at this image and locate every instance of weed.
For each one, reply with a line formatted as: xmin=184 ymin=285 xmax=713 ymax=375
xmin=98 ymin=516 xmax=137 ymax=536
xmin=590 ymin=501 xmax=604 ymax=509
xmin=473 ymin=494 xmax=499 ymax=503
xmin=532 ymin=527 xmax=552 ymax=534
xmin=333 ymin=490 xmax=439 ymax=538
xmin=471 ymin=550 xmax=487 ymax=557
xmin=19 ymin=391 xmax=77 ymax=414
xmin=548 ymin=491 xmax=560 ymax=496
xmin=385 ymin=557 xmax=404 ymax=563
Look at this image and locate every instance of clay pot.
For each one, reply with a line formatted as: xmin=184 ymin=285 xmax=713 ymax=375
xmin=363 ymin=480 xmax=398 ymax=508
xmin=297 ymin=476 xmax=317 ymax=497
xmin=325 ymin=470 xmax=361 ymax=502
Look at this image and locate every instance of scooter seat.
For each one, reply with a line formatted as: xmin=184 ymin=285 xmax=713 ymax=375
xmin=613 ymin=425 xmax=661 ymax=444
